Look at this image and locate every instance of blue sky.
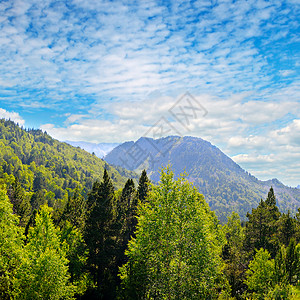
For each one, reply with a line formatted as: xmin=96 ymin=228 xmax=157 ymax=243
xmin=0 ymin=0 xmax=299 ymax=186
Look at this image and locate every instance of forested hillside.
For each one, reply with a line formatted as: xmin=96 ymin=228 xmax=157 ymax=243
xmin=105 ymin=136 xmax=300 ymax=221
xmin=1 ymin=163 xmax=300 ymax=299
xmin=0 ymin=119 xmax=137 ymax=218
xmin=1 ymin=120 xmax=300 ymax=299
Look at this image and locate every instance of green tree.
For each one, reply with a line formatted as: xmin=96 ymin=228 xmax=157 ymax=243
xmin=0 ymin=187 xmax=24 ymax=299
xmin=7 ymin=176 xmax=31 ymax=226
xmin=245 ymin=248 xmax=275 ymax=299
xmin=84 ymin=169 xmax=116 ymax=298
xmin=116 ymin=179 xmax=136 ymax=269
xmin=30 ymin=190 xmax=46 ymax=211
xmin=222 ymin=212 xmax=247 ymax=298
xmin=277 ymin=211 xmax=296 ymax=247
xmin=265 ymin=186 xmax=276 ymax=206
xmin=285 ymin=238 xmax=299 ymax=285
xmin=274 ymin=245 xmax=287 ymax=286
xmin=137 ymin=169 xmax=149 ymax=203
xmin=119 ymin=167 xmax=225 ymax=300
xmin=60 ymin=221 xmax=89 ymax=296
xmin=244 ymin=188 xmax=281 ymax=258
xmin=61 ymin=186 xmax=86 ymax=230
xmin=273 ymin=238 xmax=300 ymax=286
xmin=16 ymin=205 xmax=75 ymax=299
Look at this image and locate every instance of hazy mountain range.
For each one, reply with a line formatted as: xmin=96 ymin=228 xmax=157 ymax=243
xmin=105 ymin=136 xmax=300 ymax=221
xmin=65 ymin=141 xmax=119 ymax=158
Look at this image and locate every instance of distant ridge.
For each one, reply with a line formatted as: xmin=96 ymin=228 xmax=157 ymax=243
xmin=65 ymin=141 xmax=119 ymax=158
xmin=105 ymin=136 xmax=300 ymax=221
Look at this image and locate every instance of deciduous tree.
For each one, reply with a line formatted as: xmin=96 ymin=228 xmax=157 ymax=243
xmin=120 ymin=167 xmax=225 ymax=299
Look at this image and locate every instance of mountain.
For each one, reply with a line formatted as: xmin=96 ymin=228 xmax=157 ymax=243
xmin=0 ymin=119 xmax=137 ymax=206
xmin=105 ymin=136 xmax=300 ymax=221
xmin=297 ymin=185 xmax=300 ymax=189
xmin=65 ymin=141 xmax=119 ymax=158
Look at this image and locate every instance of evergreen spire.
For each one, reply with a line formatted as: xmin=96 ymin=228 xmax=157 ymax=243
xmin=266 ymin=186 xmax=276 ymax=206
xmin=137 ymin=169 xmax=150 ymax=203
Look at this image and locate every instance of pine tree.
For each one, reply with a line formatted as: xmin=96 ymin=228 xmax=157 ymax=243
xmin=60 ymin=221 xmax=88 ymax=295
xmin=274 ymin=245 xmax=287 ymax=285
xmin=244 ymin=188 xmax=281 ymax=258
xmin=266 ymin=186 xmax=276 ymax=206
xmin=285 ymin=238 xmax=299 ymax=285
xmin=60 ymin=188 xmax=88 ymax=294
xmin=277 ymin=211 xmax=296 ymax=246
xmin=116 ymin=179 xmax=136 ymax=269
xmin=61 ymin=186 xmax=86 ymax=230
xmin=137 ymin=169 xmax=149 ymax=203
xmin=7 ymin=177 xmax=31 ymax=226
xmin=84 ymin=169 xmax=116 ymax=298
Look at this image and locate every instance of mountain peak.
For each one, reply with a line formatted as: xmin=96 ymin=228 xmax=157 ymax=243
xmin=105 ymin=135 xmax=300 ymax=221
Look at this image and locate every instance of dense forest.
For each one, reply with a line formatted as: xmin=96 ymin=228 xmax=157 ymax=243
xmin=1 ymin=120 xmax=300 ymax=299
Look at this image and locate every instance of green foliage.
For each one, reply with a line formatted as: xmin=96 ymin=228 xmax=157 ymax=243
xmin=61 ymin=186 xmax=86 ymax=230
xmin=116 ymin=179 xmax=137 ymax=268
xmin=137 ymin=169 xmax=149 ymax=203
xmin=7 ymin=177 xmax=31 ymax=226
xmin=265 ymin=284 xmax=292 ymax=300
xmin=0 ymin=119 xmax=137 ymax=214
xmin=266 ymin=186 xmax=276 ymax=206
xmin=120 ymin=167 xmax=226 ymax=299
xmin=285 ymin=239 xmax=300 ymax=285
xmin=16 ymin=205 xmax=75 ymax=300
xmin=222 ymin=212 xmax=247 ymax=298
xmin=244 ymin=188 xmax=281 ymax=258
xmin=277 ymin=211 xmax=297 ymax=247
xmin=0 ymin=187 xmax=24 ymax=299
xmin=2 ymin=120 xmax=300 ymax=299
xmin=245 ymin=248 xmax=275 ymax=299
xmin=105 ymin=136 xmax=300 ymax=221
xmin=60 ymin=221 xmax=89 ymax=296
xmin=84 ymin=169 xmax=117 ymax=298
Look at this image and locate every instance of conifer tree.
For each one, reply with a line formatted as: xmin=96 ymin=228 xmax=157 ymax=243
xmin=244 ymin=187 xmax=281 ymax=258
xmin=285 ymin=238 xmax=299 ymax=285
xmin=116 ymin=179 xmax=136 ymax=269
xmin=137 ymin=169 xmax=149 ymax=203
xmin=266 ymin=186 xmax=276 ymax=206
xmin=7 ymin=177 xmax=31 ymax=226
xmin=277 ymin=211 xmax=296 ymax=246
xmin=30 ymin=190 xmax=46 ymax=211
xmin=84 ymin=169 xmax=116 ymax=298
xmin=61 ymin=186 xmax=86 ymax=230
xmin=60 ymin=188 xmax=88 ymax=294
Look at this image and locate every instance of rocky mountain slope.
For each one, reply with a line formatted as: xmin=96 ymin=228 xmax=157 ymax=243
xmin=105 ymin=136 xmax=300 ymax=220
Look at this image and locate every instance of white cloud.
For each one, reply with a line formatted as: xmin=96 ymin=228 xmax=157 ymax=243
xmin=0 ymin=0 xmax=298 ymax=109
xmin=41 ymin=92 xmax=300 ymax=185
xmin=0 ymin=0 xmax=299 ymax=186
xmin=0 ymin=108 xmax=25 ymax=126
